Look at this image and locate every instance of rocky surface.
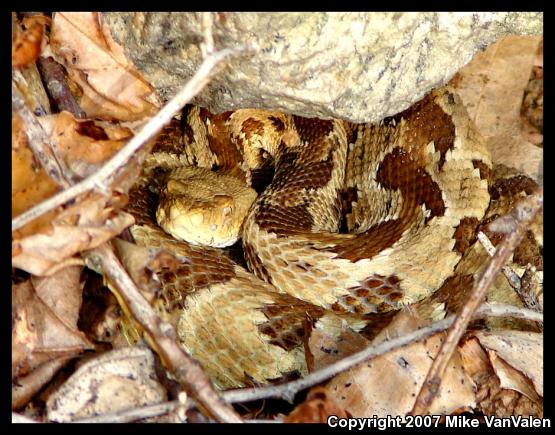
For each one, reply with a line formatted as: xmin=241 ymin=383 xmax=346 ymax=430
xmin=103 ymin=12 xmax=543 ymax=122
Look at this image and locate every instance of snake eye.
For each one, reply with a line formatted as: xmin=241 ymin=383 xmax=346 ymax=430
xmin=222 ymin=205 xmax=233 ymax=217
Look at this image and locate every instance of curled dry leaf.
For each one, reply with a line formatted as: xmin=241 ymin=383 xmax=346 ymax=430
xmin=50 ymin=12 xmax=159 ymax=122
xmin=324 ymin=311 xmax=475 ymax=417
xmin=46 ymin=346 xmax=167 ymax=422
xmin=451 ymin=35 xmax=543 ymax=182
xmin=12 ymin=269 xmax=92 ymax=379
xmin=473 ymin=330 xmax=542 ymax=397
xmin=487 ymin=352 xmax=540 ymax=403
xmin=459 ymin=337 xmax=542 ymax=417
xmin=284 ymin=387 xmax=349 ymax=423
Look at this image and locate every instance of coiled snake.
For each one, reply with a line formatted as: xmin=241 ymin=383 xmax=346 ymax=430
xmin=126 ymin=87 xmax=495 ymax=388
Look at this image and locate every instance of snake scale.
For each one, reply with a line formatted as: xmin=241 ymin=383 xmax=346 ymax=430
xmin=124 ymin=87 xmax=516 ymax=388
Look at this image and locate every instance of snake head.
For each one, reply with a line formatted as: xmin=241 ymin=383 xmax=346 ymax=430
xmin=155 ymin=168 xmax=257 ymax=248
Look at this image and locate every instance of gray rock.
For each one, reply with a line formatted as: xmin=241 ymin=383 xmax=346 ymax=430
xmin=103 ymin=12 xmax=543 ymax=122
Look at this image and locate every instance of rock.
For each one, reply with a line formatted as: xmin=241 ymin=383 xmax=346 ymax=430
xmin=103 ymin=12 xmax=543 ymax=122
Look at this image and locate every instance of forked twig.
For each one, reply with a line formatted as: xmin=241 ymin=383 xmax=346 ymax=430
xmin=12 ymin=44 xmax=255 ymax=232
xmin=410 ymin=189 xmax=543 ymax=416
xmin=221 ymin=302 xmax=542 ymax=405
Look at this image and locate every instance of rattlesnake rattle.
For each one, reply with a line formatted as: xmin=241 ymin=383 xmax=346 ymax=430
xmin=124 ymin=86 xmax=497 ymax=388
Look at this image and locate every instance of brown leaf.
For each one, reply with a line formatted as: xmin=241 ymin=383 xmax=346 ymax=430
xmin=12 ymin=274 xmax=94 ymax=408
xmin=452 ymin=35 xmax=543 ymax=182
xmin=31 ymin=265 xmax=84 ymax=328
xmin=12 ymin=113 xmax=59 ymax=221
xmin=284 ymin=387 xmax=349 ymax=423
xmin=12 ymin=13 xmax=47 ymax=68
xmin=325 ymin=311 xmax=475 ymax=417
xmin=12 ymin=191 xmax=134 ymax=276
xmin=38 ymin=111 xmax=132 ymax=179
xmin=308 ymin=314 xmax=369 ymax=371
xmin=13 ymin=357 xmax=73 ymax=411
xmin=51 ymin=12 xmax=159 ymax=121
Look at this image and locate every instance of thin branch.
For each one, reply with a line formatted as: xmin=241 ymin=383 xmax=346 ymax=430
xmin=12 ymin=44 xmax=255 ymax=232
xmin=37 ymin=56 xmax=87 ymax=119
xmin=477 ymin=231 xmax=522 ymax=290
xmin=221 ymin=302 xmax=542 ymax=405
xmin=200 ymin=12 xmax=215 ymax=57
xmin=410 ymin=189 xmax=543 ymax=416
xmin=12 ymin=81 xmax=73 ymax=188
xmin=71 ymin=400 xmax=181 ymax=423
xmin=84 ymin=243 xmax=242 ymax=423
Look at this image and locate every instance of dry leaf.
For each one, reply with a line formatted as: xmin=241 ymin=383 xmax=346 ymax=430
xmin=46 ymin=347 xmax=167 ymax=422
xmin=13 ymin=105 xmax=144 ymax=275
xmin=51 ymin=12 xmax=159 ymax=121
xmin=325 ymin=311 xmax=475 ymax=417
xmin=452 ymin=35 xmax=543 ymax=182
xmin=12 ymin=272 xmax=92 ymax=379
xmin=31 ymin=265 xmax=84 ymax=328
xmin=308 ymin=315 xmax=370 ymax=371
xmin=487 ymin=351 xmax=540 ymax=403
xmin=38 ymin=111 xmax=132 ymax=179
xmin=12 ymin=191 xmax=134 ymax=276
xmin=12 ymin=13 xmax=46 ymax=68
xmin=12 ymin=113 xmax=59 ymax=220
xmin=284 ymin=387 xmax=349 ymax=423
xmin=12 ymin=272 xmax=93 ymax=409
xmin=473 ymin=330 xmax=543 ymax=397
xmin=459 ymin=337 xmax=542 ymax=417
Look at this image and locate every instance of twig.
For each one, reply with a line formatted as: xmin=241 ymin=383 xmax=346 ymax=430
xmin=71 ymin=400 xmax=181 ymax=423
xmin=221 ymin=302 xmax=542 ymax=404
xmin=200 ymin=12 xmax=215 ymax=57
xmin=410 ymin=189 xmax=543 ymax=416
xmin=84 ymin=243 xmax=242 ymax=423
xmin=475 ymin=302 xmax=542 ymax=322
xmin=12 ymin=81 xmax=73 ymax=188
xmin=12 ymin=44 xmax=255 ymax=232
xmin=37 ymin=56 xmax=87 ymax=118
xmin=477 ymin=231 xmax=522 ymax=290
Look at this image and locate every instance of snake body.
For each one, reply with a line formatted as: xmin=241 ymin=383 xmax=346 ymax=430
xmin=127 ymin=87 xmax=493 ymax=388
